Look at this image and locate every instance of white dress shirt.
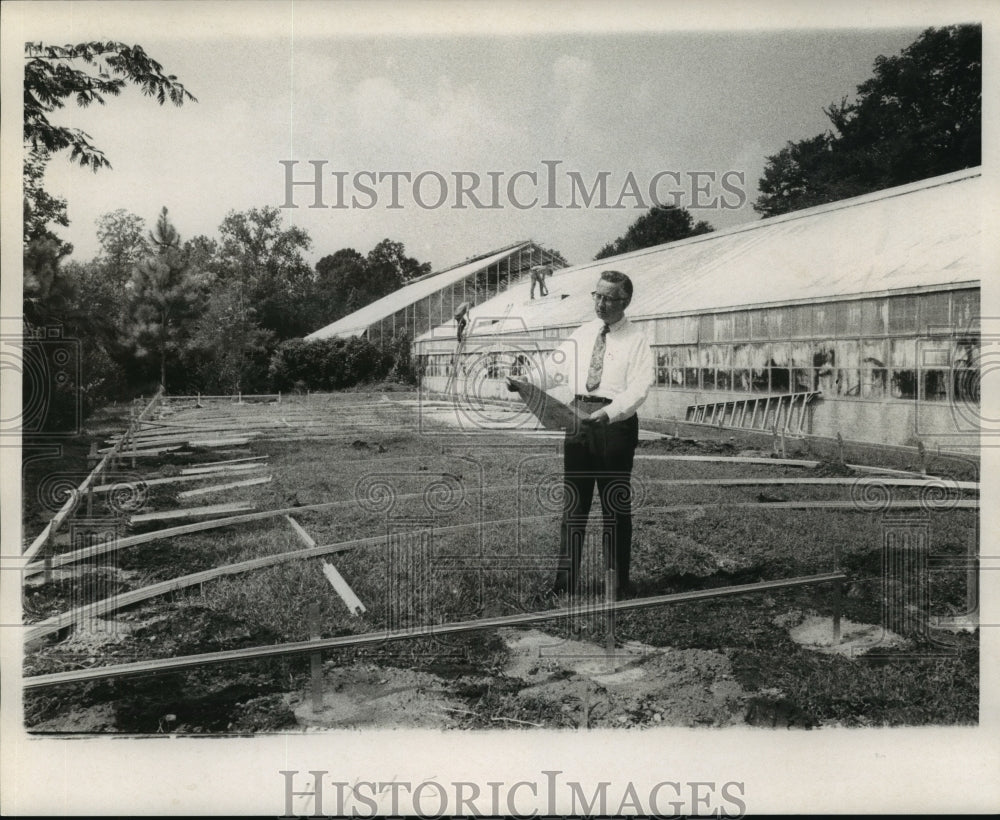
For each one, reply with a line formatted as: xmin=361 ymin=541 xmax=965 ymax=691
xmin=539 ymin=316 xmax=654 ymax=424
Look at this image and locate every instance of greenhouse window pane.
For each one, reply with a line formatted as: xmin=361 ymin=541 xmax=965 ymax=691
xmin=789 ymin=305 xmax=811 ymax=338
xmin=921 ymin=369 xmax=949 ymax=401
xmin=861 ymin=300 xmax=886 ymax=335
xmin=682 ymin=347 xmax=699 ymax=388
xmin=860 ymin=338 xmax=887 ymax=398
xmin=920 ymin=292 xmax=950 ymax=334
xmin=793 ymin=368 xmax=815 ymax=392
xmin=768 ymin=308 xmax=788 ymax=339
xmin=655 ymin=349 xmax=669 ymax=386
xmin=698 ymin=314 xmax=714 ymax=343
xmin=835 ymin=301 xmax=863 ymax=337
xmin=733 ymin=311 xmax=750 ymax=340
xmin=952 ymin=289 xmax=980 ymax=332
xmin=714 ymin=313 xmax=733 ymax=342
xmin=833 ymin=340 xmax=860 ymax=397
xmin=813 ymin=303 xmax=836 ymax=337
xmin=750 ymin=309 xmax=769 ymax=340
xmin=888 ymin=295 xmax=918 ymax=335
xmin=682 ymin=316 xmax=699 ymax=343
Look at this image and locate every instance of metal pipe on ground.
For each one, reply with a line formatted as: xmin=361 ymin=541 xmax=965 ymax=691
xmin=24 ymin=571 xmax=847 ymax=689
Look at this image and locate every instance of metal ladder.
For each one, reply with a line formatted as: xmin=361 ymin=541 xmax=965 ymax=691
xmin=442 ymin=302 xmax=514 ymax=395
xmin=686 ymin=391 xmax=819 ymax=435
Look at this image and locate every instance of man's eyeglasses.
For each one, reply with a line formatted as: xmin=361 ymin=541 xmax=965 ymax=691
xmin=591 ymin=292 xmax=626 ymax=304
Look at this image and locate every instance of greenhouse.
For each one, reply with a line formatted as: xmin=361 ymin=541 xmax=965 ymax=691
xmin=415 ymin=168 xmax=981 ymax=450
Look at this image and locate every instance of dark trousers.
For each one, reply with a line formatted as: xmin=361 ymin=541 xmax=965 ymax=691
xmin=556 ymin=410 xmax=639 ymax=596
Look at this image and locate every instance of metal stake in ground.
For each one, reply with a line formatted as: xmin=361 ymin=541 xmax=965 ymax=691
xmin=309 ymin=603 xmax=323 ymax=713
xmin=87 ymin=442 xmax=97 ymax=517
xmin=605 ymin=567 xmax=616 ymax=659
xmin=132 ymin=403 xmax=140 ymax=469
xmin=833 ymin=540 xmax=842 ymax=643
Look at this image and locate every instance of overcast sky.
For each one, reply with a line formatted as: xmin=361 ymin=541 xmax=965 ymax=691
xmin=11 ymin=2 xmax=969 ymax=271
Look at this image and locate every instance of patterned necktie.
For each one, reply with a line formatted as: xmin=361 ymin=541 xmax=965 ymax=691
xmin=585 ymin=323 xmax=610 ymax=392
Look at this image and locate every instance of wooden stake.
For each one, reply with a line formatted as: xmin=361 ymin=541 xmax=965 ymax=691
xmin=94 ymin=469 xmax=268 ymax=492
xmin=129 ymin=502 xmax=255 ymax=523
xmin=321 ymin=561 xmax=367 ymax=616
xmin=285 ymin=516 xmax=316 ymax=548
xmin=176 ymin=476 xmax=271 ymax=499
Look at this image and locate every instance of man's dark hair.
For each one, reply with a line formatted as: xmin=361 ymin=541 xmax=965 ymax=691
xmin=599 ymin=270 xmax=633 ymax=300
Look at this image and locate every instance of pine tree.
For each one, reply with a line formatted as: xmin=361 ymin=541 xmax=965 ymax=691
xmin=127 ymin=208 xmax=207 ymax=389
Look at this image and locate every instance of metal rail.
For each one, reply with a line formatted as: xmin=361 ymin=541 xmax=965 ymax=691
xmin=23 ymin=490 xmax=978 ymax=579
xmin=24 ymin=571 xmax=847 ymax=689
xmin=23 ymin=387 xmax=165 ymax=561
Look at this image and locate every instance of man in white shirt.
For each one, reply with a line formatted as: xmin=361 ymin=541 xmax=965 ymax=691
xmin=510 ymin=270 xmax=654 ymax=599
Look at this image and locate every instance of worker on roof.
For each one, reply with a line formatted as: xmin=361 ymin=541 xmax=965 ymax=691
xmin=454 ymin=301 xmax=472 ymax=343
xmin=530 ymin=264 xmax=552 ymax=300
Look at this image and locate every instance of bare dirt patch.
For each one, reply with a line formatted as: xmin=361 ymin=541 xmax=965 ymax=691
xmin=497 ymin=629 xmax=746 ymax=728
xmin=293 ymin=663 xmax=466 ymax=730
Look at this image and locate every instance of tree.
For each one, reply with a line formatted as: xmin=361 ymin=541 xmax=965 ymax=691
xmin=367 ymin=238 xmax=431 ymax=286
xmin=91 ymin=209 xmax=150 ymax=328
xmin=127 ymin=208 xmax=207 ymax=388
xmin=215 ymin=206 xmax=314 ymax=339
xmin=310 ymin=240 xmax=432 ymax=330
xmin=23 ymin=150 xmax=75 ymax=326
xmin=754 ymin=25 xmax=981 ymax=217
xmin=188 ymin=282 xmax=274 ymax=394
xmin=23 ymin=235 xmax=75 ymax=327
xmin=23 ymin=41 xmax=196 ymax=293
xmin=97 ymin=209 xmax=150 ymax=270
xmin=594 ymin=205 xmax=712 ymax=260
xmin=23 ymin=150 xmax=69 ymax=244
xmin=22 ymin=41 xmax=196 ymax=426
xmin=182 ymin=234 xmax=221 ymax=277
xmin=24 ymin=41 xmax=196 ymax=171
xmin=313 ymin=248 xmax=369 ymax=324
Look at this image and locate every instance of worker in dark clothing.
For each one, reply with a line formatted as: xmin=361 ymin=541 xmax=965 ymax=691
xmin=530 ymin=265 xmax=551 ymax=299
xmin=454 ymin=301 xmax=471 ymax=343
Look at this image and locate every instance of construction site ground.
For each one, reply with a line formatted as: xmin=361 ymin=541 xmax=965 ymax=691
xmin=21 ymin=389 xmax=979 ymax=733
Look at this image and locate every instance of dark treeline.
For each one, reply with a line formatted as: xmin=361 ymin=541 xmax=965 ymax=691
xmin=22 ymin=40 xmax=429 ymax=432
xmin=28 ymin=202 xmax=427 ymax=424
xmin=754 ymin=25 xmax=980 ymax=217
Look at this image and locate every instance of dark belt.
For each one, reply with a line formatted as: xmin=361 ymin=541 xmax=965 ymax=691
xmin=574 ymin=395 xmax=612 ymax=405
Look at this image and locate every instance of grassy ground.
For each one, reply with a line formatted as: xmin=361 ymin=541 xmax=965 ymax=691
xmin=21 ymin=391 xmax=980 ymax=731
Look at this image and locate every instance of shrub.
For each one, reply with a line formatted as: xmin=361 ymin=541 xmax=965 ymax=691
xmin=268 ymin=334 xmax=410 ymax=391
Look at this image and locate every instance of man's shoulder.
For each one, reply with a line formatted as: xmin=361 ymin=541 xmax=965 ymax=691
xmin=617 ymin=316 xmax=650 ymax=339
xmin=570 ymin=318 xmax=603 ymax=337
